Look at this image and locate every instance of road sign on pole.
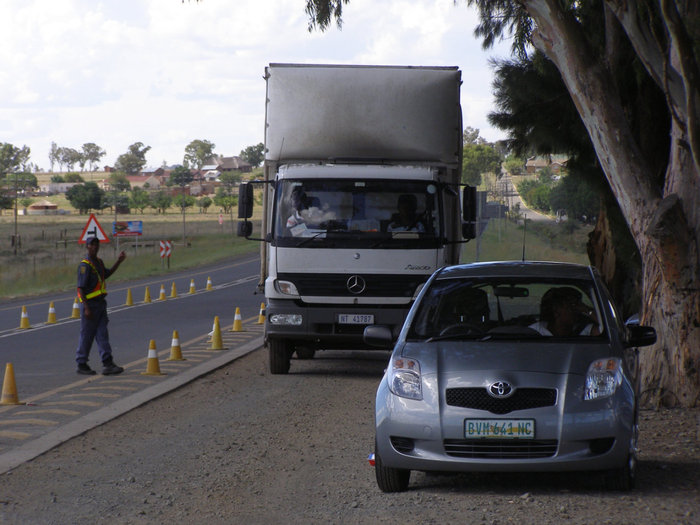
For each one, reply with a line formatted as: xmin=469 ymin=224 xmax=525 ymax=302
xmin=79 ymin=214 xmax=110 ymax=243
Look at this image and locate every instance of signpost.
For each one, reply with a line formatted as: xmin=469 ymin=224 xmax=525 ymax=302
xmin=79 ymin=214 xmax=110 ymax=244
xmin=159 ymin=240 xmax=172 ymax=268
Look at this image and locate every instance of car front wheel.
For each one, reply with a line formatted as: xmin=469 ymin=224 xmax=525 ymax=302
xmin=375 ymin=443 xmax=410 ymax=493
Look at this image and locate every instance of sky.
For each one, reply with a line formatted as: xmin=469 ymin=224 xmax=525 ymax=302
xmin=0 ymin=0 xmax=512 ymax=171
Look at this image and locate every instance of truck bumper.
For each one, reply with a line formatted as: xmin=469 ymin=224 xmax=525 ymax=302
xmin=264 ymin=299 xmax=410 ymax=349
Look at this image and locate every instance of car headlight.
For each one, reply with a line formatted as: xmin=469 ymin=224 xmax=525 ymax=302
xmin=389 ymin=357 xmax=422 ymax=400
xmin=275 ymin=280 xmax=299 ymax=295
xmin=584 ymin=358 xmax=622 ymax=400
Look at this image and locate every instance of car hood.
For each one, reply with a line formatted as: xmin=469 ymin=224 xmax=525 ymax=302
xmin=402 ymin=340 xmax=616 ymax=377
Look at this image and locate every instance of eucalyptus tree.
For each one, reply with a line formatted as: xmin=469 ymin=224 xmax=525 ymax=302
xmin=184 ymin=139 xmax=215 ymax=170
xmin=305 ymin=0 xmax=700 ymax=406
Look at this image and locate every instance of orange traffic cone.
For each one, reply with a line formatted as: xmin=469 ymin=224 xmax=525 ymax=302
xmin=125 ymin=288 xmax=134 ymax=306
xmin=47 ymin=302 xmax=57 ymax=324
xmin=170 ymin=282 xmax=177 ymax=298
xmin=158 ymin=284 xmax=167 ymax=301
xmin=210 ymin=316 xmax=224 ymax=350
xmin=19 ymin=306 xmax=31 ymax=329
xmin=231 ymin=307 xmax=244 ymax=332
xmin=141 ymin=340 xmax=165 ymax=376
xmin=1 ymin=363 xmax=21 ymax=405
xmin=144 ymin=286 xmax=152 ymax=303
xmin=188 ymin=279 xmax=196 ymax=294
xmin=167 ymin=330 xmax=185 ymax=361
xmin=71 ymin=298 xmax=80 ymax=318
xmin=257 ymin=302 xmax=266 ymax=324
xmin=206 ymin=276 xmax=213 ymax=291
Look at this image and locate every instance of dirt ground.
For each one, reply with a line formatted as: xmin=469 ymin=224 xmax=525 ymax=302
xmin=0 ymin=348 xmax=698 ymax=524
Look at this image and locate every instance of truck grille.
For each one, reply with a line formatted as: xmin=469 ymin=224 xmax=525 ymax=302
xmin=445 ymin=388 xmax=556 ymax=414
xmin=443 ymin=439 xmax=558 ymax=459
xmin=277 ymin=273 xmax=427 ymax=297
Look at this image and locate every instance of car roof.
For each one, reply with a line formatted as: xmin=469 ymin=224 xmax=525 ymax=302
xmin=435 ymin=261 xmax=595 ymax=280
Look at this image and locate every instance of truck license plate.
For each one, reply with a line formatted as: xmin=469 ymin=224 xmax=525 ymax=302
xmin=465 ymin=419 xmax=535 ymax=439
xmin=338 ymin=314 xmax=374 ymax=325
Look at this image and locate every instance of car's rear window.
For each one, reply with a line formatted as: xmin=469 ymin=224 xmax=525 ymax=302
xmin=407 ymin=277 xmax=607 ymax=341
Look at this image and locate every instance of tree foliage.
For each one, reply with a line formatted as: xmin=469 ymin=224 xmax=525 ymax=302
xmin=129 ymin=187 xmax=151 ymax=213
xmin=115 ymin=142 xmax=151 ymax=175
xmin=240 ymin=143 xmax=265 ymax=167
xmin=82 ymin=143 xmax=106 ymax=171
xmin=66 ymin=182 xmax=104 ymax=214
xmin=184 ymin=139 xmax=215 ymax=170
xmin=462 ymin=142 xmax=503 ymax=186
xmin=0 ymin=143 xmax=31 ymax=177
xmin=305 ymin=0 xmax=700 ymax=406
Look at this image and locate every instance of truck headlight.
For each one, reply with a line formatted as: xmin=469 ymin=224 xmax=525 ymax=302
xmin=389 ymin=357 xmax=422 ymax=400
xmin=275 ymin=280 xmax=299 ymax=295
xmin=584 ymin=358 xmax=622 ymax=400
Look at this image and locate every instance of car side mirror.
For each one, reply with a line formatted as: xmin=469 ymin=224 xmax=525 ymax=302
xmin=363 ymin=325 xmax=394 ymax=348
xmin=626 ymin=325 xmax=657 ymax=348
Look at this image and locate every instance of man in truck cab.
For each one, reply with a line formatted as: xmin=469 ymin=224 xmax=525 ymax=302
xmin=388 ymin=193 xmax=425 ymax=232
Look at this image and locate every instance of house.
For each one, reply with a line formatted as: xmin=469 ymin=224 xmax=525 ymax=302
xmin=40 ymin=182 xmax=80 ymax=194
xmin=140 ymin=167 xmax=165 ymax=178
xmin=125 ymin=175 xmax=162 ymax=190
xmin=525 ymin=155 xmax=569 ymax=174
xmin=203 ymin=155 xmax=252 ymax=174
xmin=27 ymin=199 xmax=59 ymax=215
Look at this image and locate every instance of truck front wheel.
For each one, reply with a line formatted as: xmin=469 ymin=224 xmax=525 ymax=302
xmin=269 ymin=339 xmax=292 ymax=374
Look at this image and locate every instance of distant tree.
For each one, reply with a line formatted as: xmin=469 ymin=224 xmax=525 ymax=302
xmin=58 ymin=147 xmax=82 ymax=171
xmin=66 ymin=182 xmax=104 ymax=214
xmin=213 ymin=186 xmax=237 ymax=214
xmin=197 ymin=196 xmax=213 ymax=213
xmin=503 ymin=155 xmax=525 ymax=176
xmin=101 ymin=192 xmax=130 ymax=213
xmin=240 ymin=143 xmax=264 ymax=167
xmin=184 ymin=139 xmax=215 ymax=170
xmin=0 ymin=143 xmax=31 ymax=177
xmin=129 ymin=187 xmax=151 ymax=213
xmin=168 ymin=165 xmax=195 ymax=188
xmin=549 ymin=174 xmax=598 ymax=222
xmin=462 ymin=143 xmax=503 ymax=186
xmin=150 ymin=190 xmax=172 ymax=214
xmin=463 ymin=127 xmax=487 ymax=145
xmin=82 ymin=143 xmax=106 ymax=171
xmin=50 ymin=174 xmax=64 ymax=183
xmin=173 ymin=194 xmax=196 ymax=210
xmin=19 ymin=197 xmax=33 ymax=212
xmin=48 ymin=142 xmax=59 ymax=172
xmin=107 ymin=172 xmax=131 ymax=192
xmin=64 ymin=172 xmax=84 ymax=183
xmin=115 ymin=142 xmax=151 ymax=175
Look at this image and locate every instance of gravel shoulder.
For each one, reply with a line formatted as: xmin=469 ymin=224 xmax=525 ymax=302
xmin=1 ymin=348 xmax=698 ymax=524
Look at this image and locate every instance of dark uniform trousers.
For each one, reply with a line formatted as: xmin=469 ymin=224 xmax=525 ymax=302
xmin=75 ymin=298 xmax=114 ymax=365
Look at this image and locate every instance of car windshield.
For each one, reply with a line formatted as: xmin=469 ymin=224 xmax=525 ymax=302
xmin=273 ymin=179 xmax=441 ymax=248
xmin=407 ymin=276 xmax=607 ymax=341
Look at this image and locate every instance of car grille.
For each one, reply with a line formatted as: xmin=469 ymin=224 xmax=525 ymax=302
xmin=443 ymin=439 xmax=558 ymax=459
xmin=445 ymin=388 xmax=556 ymax=414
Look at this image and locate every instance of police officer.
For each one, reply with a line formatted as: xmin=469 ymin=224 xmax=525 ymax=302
xmin=75 ymin=236 xmax=126 ymax=375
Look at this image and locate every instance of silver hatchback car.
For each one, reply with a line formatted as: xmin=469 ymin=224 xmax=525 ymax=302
xmin=366 ymin=261 xmax=656 ymax=492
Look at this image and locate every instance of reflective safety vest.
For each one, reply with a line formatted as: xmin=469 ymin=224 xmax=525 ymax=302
xmin=78 ymin=259 xmax=107 ymax=301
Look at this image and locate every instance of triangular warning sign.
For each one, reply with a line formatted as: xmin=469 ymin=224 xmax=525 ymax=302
xmin=79 ymin=213 xmax=110 ymax=244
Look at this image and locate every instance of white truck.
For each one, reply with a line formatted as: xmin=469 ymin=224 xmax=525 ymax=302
xmin=238 ymin=63 xmax=476 ymax=373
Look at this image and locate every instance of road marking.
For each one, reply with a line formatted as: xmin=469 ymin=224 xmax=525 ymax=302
xmin=0 ymin=430 xmax=31 ymax=440
xmin=0 ymin=419 xmax=58 ymax=427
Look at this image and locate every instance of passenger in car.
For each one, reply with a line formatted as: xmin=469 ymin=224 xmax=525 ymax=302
xmin=530 ymin=287 xmax=600 ymax=336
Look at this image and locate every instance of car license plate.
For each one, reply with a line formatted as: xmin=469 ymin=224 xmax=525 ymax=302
xmin=337 ymin=314 xmax=374 ymax=325
xmin=464 ymin=419 xmax=535 ymax=439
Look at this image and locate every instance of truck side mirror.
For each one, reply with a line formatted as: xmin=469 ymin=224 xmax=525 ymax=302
xmin=238 ymin=183 xmax=254 ymax=219
xmin=462 ymin=185 xmax=477 ymax=239
xmin=237 ymin=221 xmax=253 ymax=238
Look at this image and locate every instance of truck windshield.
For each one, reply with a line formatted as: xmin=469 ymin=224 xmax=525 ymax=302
xmin=273 ymin=179 xmax=441 ymax=248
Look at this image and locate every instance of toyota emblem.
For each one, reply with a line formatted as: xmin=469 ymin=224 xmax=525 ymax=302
xmin=346 ymin=275 xmax=366 ymax=294
xmin=488 ymin=381 xmax=513 ymax=398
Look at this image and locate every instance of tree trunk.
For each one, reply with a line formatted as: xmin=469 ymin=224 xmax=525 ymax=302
xmin=525 ymin=0 xmax=700 ymax=406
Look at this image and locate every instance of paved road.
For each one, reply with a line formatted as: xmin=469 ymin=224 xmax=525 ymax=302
xmin=0 ymin=255 xmax=263 ymax=395
xmin=0 ymin=254 xmax=266 ymax=468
